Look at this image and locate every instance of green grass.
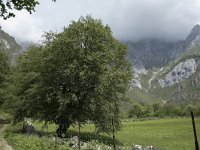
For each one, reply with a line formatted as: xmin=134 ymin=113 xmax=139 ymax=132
xmin=0 ymin=110 xmax=10 ymax=119
xmin=117 ymin=118 xmax=200 ymax=150
xmin=0 ymin=110 xmax=12 ymax=123
xmin=4 ymin=118 xmax=200 ymax=150
xmin=72 ymin=118 xmax=200 ymax=150
xmin=73 ymin=118 xmax=200 ymax=150
xmin=3 ymin=123 xmax=73 ymax=150
xmin=149 ymin=84 xmax=178 ymax=101
xmin=139 ymin=72 xmax=153 ymax=88
xmin=35 ymin=118 xmax=200 ymax=149
xmin=149 ymin=68 xmax=200 ymax=104
xmin=127 ymin=89 xmax=161 ymax=104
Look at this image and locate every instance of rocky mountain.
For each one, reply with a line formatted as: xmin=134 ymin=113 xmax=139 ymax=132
xmin=128 ymin=50 xmax=200 ymax=105
xmin=149 ymin=43 xmax=200 ymax=105
xmin=127 ymin=24 xmax=200 ymax=70
xmin=128 ymin=25 xmax=200 ymax=105
xmin=16 ymin=40 xmax=36 ymax=52
xmin=158 ymin=58 xmax=197 ymax=87
xmin=0 ymin=27 xmax=22 ymax=65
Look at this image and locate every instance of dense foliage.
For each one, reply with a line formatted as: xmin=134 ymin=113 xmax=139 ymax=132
xmin=127 ymin=102 xmax=200 ymax=119
xmin=0 ymin=48 xmax=9 ymax=105
xmin=7 ymin=16 xmax=132 ymax=133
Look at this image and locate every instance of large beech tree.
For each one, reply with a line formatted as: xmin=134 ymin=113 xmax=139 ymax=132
xmin=11 ymin=16 xmax=132 ymax=133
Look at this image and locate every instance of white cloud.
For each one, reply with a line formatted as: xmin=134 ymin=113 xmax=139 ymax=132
xmin=0 ymin=11 xmax=44 ymax=42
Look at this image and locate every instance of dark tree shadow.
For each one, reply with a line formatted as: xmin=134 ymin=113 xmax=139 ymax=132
xmin=66 ymin=130 xmax=123 ymax=146
xmin=38 ymin=129 xmax=123 ymax=146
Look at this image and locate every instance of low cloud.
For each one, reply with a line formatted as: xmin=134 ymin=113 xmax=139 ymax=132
xmin=0 ymin=11 xmax=44 ymax=42
xmin=0 ymin=0 xmax=200 ymax=42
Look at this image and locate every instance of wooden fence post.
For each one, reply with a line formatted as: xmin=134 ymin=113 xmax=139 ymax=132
xmin=78 ymin=122 xmax=81 ymax=150
xmin=191 ymin=111 xmax=199 ymax=150
xmin=55 ymin=124 xmax=58 ymax=150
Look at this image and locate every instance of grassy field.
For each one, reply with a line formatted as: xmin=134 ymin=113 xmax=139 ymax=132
xmin=4 ymin=118 xmax=200 ymax=150
xmin=117 ymin=118 xmax=200 ymax=150
xmin=72 ymin=118 xmax=200 ymax=150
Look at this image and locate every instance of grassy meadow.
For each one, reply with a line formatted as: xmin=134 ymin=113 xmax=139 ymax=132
xmin=117 ymin=118 xmax=200 ymax=150
xmin=3 ymin=118 xmax=200 ymax=150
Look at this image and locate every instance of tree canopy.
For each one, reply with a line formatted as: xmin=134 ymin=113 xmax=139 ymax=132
xmin=0 ymin=0 xmax=55 ymax=19
xmin=9 ymin=16 xmax=132 ymax=133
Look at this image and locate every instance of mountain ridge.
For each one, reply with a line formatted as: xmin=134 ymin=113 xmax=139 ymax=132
xmin=0 ymin=27 xmax=22 ymax=65
xmin=127 ymin=24 xmax=200 ymax=70
xmin=130 ymin=44 xmax=200 ymax=105
xmin=128 ymin=24 xmax=200 ymax=105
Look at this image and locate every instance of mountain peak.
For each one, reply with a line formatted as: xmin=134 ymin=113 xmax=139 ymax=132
xmin=191 ymin=24 xmax=200 ymax=32
xmin=186 ymin=24 xmax=200 ymax=43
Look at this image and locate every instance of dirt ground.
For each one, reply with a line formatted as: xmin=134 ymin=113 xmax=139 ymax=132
xmin=0 ymin=124 xmax=13 ymax=150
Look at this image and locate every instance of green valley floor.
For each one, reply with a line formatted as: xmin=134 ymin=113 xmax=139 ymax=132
xmin=3 ymin=118 xmax=200 ymax=150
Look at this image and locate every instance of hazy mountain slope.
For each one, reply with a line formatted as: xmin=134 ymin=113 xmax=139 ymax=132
xmin=127 ymin=24 xmax=200 ymax=70
xmin=150 ymin=44 xmax=200 ymax=105
xmin=0 ymin=28 xmax=22 ymax=65
xmin=127 ymin=25 xmax=200 ymax=105
xmin=16 ymin=40 xmax=36 ymax=52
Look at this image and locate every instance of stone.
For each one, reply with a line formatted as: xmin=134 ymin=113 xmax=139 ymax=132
xmin=144 ymin=145 xmax=155 ymax=150
xmin=22 ymin=121 xmax=36 ymax=135
xmin=117 ymin=146 xmax=125 ymax=150
xmin=70 ymin=136 xmax=79 ymax=147
xmin=131 ymin=79 xmax=142 ymax=89
xmin=131 ymin=144 xmax=142 ymax=150
xmin=158 ymin=79 xmax=165 ymax=88
xmin=81 ymin=142 xmax=88 ymax=149
xmin=105 ymin=146 xmax=112 ymax=149
xmin=95 ymin=145 xmax=101 ymax=150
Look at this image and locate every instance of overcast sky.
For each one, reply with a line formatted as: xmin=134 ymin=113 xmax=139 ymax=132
xmin=0 ymin=0 xmax=200 ymax=43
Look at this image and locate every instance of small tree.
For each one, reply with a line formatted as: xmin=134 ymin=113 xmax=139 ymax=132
xmin=128 ymin=103 xmax=143 ymax=118
xmin=152 ymin=103 xmax=161 ymax=113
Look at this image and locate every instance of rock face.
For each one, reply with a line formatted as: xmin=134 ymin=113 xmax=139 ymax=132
xmin=131 ymin=79 xmax=142 ymax=89
xmin=186 ymin=24 xmax=200 ymax=48
xmin=16 ymin=40 xmax=36 ymax=52
xmin=0 ymin=28 xmax=22 ymax=65
xmin=159 ymin=59 xmax=197 ymax=87
xmin=127 ymin=24 xmax=200 ymax=70
xmin=69 ymin=136 xmax=79 ymax=147
xmin=130 ymin=61 xmax=147 ymax=89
